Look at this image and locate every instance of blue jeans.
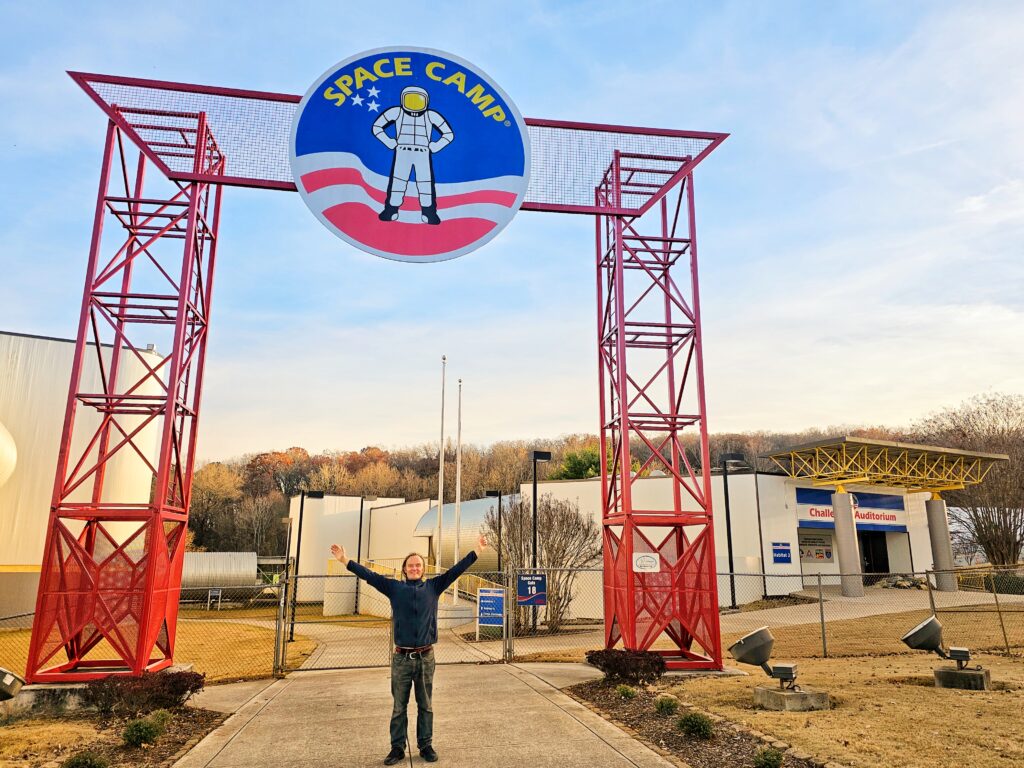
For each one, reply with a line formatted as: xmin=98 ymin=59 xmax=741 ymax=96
xmin=390 ymin=648 xmax=434 ymax=750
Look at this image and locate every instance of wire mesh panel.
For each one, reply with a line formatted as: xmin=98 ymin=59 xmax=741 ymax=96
xmin=71 ymin=73 xmax=726 ymax=214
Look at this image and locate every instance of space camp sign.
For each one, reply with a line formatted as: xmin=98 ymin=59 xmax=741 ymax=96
xmin=795 ymin=487 xmax=908 ymax=532
xmin=289 ymin=47 xmax=531 ymax=263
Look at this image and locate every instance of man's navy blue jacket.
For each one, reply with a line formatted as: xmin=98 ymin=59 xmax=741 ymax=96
xmin=346 ymin=551 xmax=479 ymax=648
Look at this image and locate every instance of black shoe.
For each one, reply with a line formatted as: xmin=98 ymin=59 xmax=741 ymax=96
xmin=420 ymin=205 xmax=441 ymax=225
xmin=384 ymin=747 xmax=405 ymax=765
xmin=420 ymin=745 xmax=438 ymax=762
xmin=379 ymin=204 xmax=400 ymax=222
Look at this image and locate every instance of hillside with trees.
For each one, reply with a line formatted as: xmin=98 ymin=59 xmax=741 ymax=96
xmin=187 ymin=394 xmax=1024 ymax=565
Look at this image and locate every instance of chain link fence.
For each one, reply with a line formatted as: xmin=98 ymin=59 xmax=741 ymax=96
xmin=5 ymin=565 xmax=1022 ymax=683
xmin=0 ymin=584 xmax=305 ymax=684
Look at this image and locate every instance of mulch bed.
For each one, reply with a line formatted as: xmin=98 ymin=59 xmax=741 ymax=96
xmin=13 ymin=707 xmax=223 ymax=767
xmin=568 ymin=680 xmax=822 ymax=768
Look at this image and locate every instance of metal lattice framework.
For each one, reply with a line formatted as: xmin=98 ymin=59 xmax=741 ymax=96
xmin=26 ymin=71 xmax=727 ymax=681
xmin=764 ymin=437 xmax=1009 ymax=493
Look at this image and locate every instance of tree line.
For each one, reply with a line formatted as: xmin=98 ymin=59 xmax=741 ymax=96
xmin=188 ymin=393 xmax=1024 ymax=565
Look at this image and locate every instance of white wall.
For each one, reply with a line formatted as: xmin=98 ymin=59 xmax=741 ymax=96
xmin=0 ymin=332 xmax=162 ymax=567
xmin=367 ymin=499 xmax=434 ymax=563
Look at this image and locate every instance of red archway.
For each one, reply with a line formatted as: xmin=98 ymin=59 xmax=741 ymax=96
xmin=25 ymin=71 xmax=727 ymax=681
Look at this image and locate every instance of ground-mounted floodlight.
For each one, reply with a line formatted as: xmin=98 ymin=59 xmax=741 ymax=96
xmin=728 ymin=627 xmax=798 ymax=689
xmin=728 ymin=627 xmax=829 ymax=711
xmin=0 ymin=667 xmax=25 ymax=701
xmin=900 ymin=616 xmax=990 ymax=690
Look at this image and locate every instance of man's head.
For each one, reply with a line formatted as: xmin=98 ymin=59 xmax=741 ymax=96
xmin=402 ymin=552 xmax=425 ymax=581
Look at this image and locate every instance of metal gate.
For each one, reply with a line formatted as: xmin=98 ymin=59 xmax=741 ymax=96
xmin=274 ymin=567 xmax=509 ymax=674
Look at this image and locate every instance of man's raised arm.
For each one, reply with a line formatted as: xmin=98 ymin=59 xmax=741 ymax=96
xmin=432 ymin=534 xmax=487 ymax=593
xmin=331 ymin=544 xmax=394 ymax=596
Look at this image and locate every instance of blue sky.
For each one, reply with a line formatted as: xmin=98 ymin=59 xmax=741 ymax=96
xmin=2 ymin=1 xmax=1023 ymax=460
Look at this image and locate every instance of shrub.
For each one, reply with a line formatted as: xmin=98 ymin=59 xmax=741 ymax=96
xmin=83 ymin=671 xmax=205 ymax=715
xmin=654 ymin=695 xmax=679 ymax=715
xmin=585 ymin=649 xmax=666 ymax=684
xmin=615 ymin=684 xmax=637 ymax=699
xmin=62 ymin=753 xmax=110 ymax=768
xmin=149 ymin=708 xmax=173 ymax=733
xmin=123 ymin=717 xmax=161 ymax=747
xmin=753 ymin=746 xmax=785 ymax=768
xmin=677 ymin=711 xmax=714 ymax=740
xmin=991 ymin=573 xmax=1024 ymax=595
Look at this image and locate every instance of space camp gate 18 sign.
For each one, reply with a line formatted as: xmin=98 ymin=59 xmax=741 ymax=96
xmin=289 ymin=47 xmax=531 ymax=263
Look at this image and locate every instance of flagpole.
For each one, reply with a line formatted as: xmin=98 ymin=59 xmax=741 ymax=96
xmin=453 ymin=378 xmax=463 ymax=604
xmin=436 ymin=356 xmax=446 ymax=572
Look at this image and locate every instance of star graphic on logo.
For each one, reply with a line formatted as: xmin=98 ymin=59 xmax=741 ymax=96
xmin=368 ymin=100 xmax=380 ymax=112
xmin=367 ymin=86 xmax=380 ymax=98
xmin=351 ymin=94 xmax=364 ymax=106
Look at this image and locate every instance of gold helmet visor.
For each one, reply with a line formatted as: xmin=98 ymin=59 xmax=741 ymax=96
xmin=402 ymin=91 xmax=427 ymax=112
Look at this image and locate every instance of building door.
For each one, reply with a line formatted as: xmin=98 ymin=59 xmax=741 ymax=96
xmin=858 ymin=531 xmax=890 ymax=582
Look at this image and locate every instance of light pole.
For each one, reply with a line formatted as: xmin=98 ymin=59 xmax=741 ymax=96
xmin=436 ymin=355 xmax=447 ymax=569
xmin=485 ymin=490 xmax=503 ymax=573
xmin=531 ymin=450 xmax=551 ymax=633
xmin=289 ymin=489 xmax=324 ymax=642
xmin=720 ymin=453 xmax=744 ymax=609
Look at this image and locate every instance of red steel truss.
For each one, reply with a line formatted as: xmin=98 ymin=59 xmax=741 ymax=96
xmin=26 ymin=72 xmax=725 ymax=681
xmin=597 ymin=155 xmax=721 ymax=669
xmin=26 ymin=106 xmax=224 ymax=681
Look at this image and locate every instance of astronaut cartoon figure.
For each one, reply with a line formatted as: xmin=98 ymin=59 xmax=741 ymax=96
xmin=372 ymin=86 xmax=454 ymax=225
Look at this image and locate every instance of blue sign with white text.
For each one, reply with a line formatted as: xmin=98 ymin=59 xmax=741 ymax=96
xmin=772 ymin=542 xmax=792 ymax=564
xmin=517 ymin=574 xmax=547 ymax=606
xmin=478 ymin=588 xmax=504 ymax=627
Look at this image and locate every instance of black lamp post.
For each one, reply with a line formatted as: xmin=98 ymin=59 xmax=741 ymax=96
xmin=531 ymin=450 xmax=551 ymax=633
xmin=720 ymin=453 xmax=744 ymax=609
xmin=485 ymin=490 xmax=503 ymax=573
xmin=289 ymin=489 xmax=324 ymax=642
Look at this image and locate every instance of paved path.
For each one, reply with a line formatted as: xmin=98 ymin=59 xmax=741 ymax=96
xmin=179 ymin=663 xmax=672 ymax=768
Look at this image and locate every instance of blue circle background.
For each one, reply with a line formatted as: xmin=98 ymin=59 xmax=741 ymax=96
xmin=294 ymin=50 xmax=527 ymax=184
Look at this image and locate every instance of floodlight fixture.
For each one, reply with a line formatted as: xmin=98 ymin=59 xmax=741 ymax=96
xmin=0 ymin=667 xmax=25 ymax=701
xmin=901 ymin=616 xmax=974 ymax=671
xmin=728 ymin=626 xmax=800 ymax=690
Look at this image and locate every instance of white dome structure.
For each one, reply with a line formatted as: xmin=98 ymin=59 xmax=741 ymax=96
xmin=0 ymin=419 xmax=15 ymax=489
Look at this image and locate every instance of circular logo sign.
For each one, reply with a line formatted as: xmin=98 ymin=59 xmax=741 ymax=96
xmin=290 ymin=47 xmax=531 ymax=263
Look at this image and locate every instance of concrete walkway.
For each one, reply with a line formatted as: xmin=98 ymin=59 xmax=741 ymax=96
xmin=178 ymin=663 xmax=673 ymax=768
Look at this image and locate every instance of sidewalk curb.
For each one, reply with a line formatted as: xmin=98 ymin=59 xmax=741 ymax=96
xmin=173 ymin=677 xmax=292 ymax=767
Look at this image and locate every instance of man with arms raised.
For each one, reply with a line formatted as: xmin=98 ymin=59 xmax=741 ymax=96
xmin=330 ymin=534 xmax=487 ymax=765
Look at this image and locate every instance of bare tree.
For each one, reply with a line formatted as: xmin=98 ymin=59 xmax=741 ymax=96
xmin=483 ymin=494 xmax=601 ymax=632
xmin=237 ymin=491 xmax=284 ymax=556
xmin=914 ymin=393 xmax=1024 ymax=565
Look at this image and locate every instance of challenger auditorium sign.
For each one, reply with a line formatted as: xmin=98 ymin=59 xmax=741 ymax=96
xmin=795 ymin=488 xmax=908 ymax=532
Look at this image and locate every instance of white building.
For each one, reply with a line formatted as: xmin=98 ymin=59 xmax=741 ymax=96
xmin=0 ymin=331 xmax=162 ymax=615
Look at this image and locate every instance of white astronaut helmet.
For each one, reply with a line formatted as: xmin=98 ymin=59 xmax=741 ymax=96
xmin=400 ymin=86 xmax=429 ymax=115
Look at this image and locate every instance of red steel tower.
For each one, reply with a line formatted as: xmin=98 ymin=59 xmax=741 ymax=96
xmin=596 ymin=153 xmax=723 ymax=669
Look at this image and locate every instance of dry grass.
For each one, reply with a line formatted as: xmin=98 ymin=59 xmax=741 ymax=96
xmin=0 ymin=621 xmax=317 ymax=684
xmin=662 ymin=653 xmax=1024 ymax=768
xmin=510 ymin=605 xmax=1024 ymax=663
xmin=0 ymin=718 xmax=102 ymax=767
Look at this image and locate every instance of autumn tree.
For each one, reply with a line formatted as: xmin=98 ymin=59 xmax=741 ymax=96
xmin=914 ymin=393 xmax=1024 ymax=565
xmin=189 ymin=462 xmax=243 ymax=551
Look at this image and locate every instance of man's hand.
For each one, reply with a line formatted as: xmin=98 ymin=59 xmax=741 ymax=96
xmin=476 ymin=534 xmax=488 ymax=553
xmin=330 ymin=544 xmax=349 ymax=566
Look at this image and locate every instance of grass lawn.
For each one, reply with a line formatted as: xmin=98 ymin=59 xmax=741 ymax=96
xmin=661 ymin=653 xmax=1024 ymax=768
xmin=511 ymin=604 xmax=1024 ymax=663
xmin=0 ymin=621 xmax=317 ymax=684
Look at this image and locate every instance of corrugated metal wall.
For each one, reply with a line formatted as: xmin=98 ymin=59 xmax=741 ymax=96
xmin=0 ymin=332 xmax=162 ymax=566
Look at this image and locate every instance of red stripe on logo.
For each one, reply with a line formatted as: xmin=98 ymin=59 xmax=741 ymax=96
xmin=323 ymin=203 xmax=498 ymax=257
